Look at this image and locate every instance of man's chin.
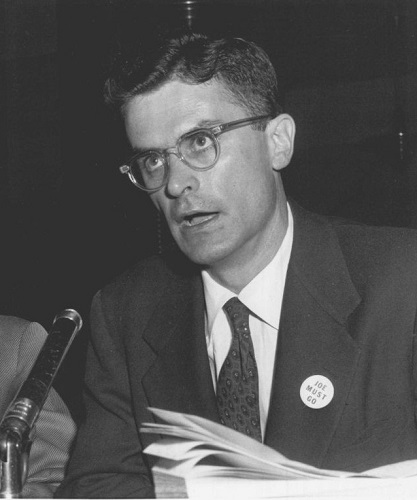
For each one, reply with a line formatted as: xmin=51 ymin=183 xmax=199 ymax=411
xmin=178 ymin=243 xmax=230 ymax=268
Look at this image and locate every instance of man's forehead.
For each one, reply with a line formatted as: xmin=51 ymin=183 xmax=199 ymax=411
xmin=124 ymin=80 xmax=243 ymax=146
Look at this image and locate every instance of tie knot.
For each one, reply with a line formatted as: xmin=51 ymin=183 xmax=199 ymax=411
xmin=223 ymin=297 xmax=250 ymax=329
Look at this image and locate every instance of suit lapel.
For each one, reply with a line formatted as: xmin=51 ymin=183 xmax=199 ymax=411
xmin=264 ymin=203 xmax=362 ymax=467
xmin=140 ymin=271 xmax=219 ymax=423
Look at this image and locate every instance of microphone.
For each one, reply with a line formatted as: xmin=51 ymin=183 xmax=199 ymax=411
xmin=0 ymin=309 xmax=83 ymax=441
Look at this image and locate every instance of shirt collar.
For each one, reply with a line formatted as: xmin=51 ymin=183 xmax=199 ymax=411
xmin=202 ymin=204 xmax=294 ymax=334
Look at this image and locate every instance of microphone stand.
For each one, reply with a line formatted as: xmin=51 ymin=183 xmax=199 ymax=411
xmin=0 ymin=309 xmax=82 ymax=498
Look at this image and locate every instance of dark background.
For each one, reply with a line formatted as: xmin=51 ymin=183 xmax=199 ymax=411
xmin=1 ymin=0 xmax=416 ymax=420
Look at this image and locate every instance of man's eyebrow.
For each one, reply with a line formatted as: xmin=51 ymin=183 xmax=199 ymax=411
xmin=177 ymin=118 xmax=222 ymax=133
xmin=177 ymin=119 xmax=223 ymax=136
xmin=196 ymin=118 xmax=221 ymax=128
xmin=130 ymin=146 xmax=157 ymax=155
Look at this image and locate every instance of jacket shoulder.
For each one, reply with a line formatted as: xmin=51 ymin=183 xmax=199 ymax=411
xmin=97 ymin=254 xmax=198 ymax=316
xmin=329 ymin=217 xmax=417 ymax=290
xmin=104 ymin=253 xmax=193 ymax=291
xmin=330 ymin=217 xmax=417 ymax=262
xmin=0 ymin=317 xmax=47 ymax=416
xmin=0 ymin=316 xmax=46 ymax=369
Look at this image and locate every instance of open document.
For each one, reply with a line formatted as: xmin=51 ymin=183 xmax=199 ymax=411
xmin=141 ymin=407 xmax=417 ymax=498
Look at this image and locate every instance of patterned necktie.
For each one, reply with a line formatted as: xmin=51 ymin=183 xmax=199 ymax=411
xmin=216 ymin=297 xmax=262 ymax=442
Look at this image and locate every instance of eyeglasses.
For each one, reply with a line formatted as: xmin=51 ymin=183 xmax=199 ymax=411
xmin=119 ymin=114 xmax=270 ymax=192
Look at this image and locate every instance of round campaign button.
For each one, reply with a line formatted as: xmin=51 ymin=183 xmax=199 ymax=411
xmin=299 ymin=375 xmax=334 ymax=409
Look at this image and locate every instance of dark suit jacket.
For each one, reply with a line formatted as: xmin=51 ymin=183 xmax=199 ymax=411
xmin=59 ymin=203 xmax=417 ymax=498
xmin=0 ymin=316 xmax=76 ymax=497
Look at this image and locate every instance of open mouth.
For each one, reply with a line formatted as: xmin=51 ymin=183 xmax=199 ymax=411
xmin=183 ymin=212 xmax=218 ymax=227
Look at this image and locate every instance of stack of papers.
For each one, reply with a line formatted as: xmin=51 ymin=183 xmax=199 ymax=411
xmin=141 ymin=407 xmax=417 ymax=498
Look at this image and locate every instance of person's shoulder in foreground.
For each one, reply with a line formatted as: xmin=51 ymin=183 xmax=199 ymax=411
xmin=0 ymin=316 xmax=77 ymax=498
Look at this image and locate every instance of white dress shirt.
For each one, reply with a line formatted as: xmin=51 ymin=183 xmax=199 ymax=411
xmin=202 ymin=205 xmax=294 ymax=438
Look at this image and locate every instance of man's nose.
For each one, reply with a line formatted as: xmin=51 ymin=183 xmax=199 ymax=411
xmin=165 ymin=152 xmax=200 ymax=197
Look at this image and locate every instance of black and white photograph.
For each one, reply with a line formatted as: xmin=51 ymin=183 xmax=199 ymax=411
xmin=1 ymin=0 xmax=417 ymax=497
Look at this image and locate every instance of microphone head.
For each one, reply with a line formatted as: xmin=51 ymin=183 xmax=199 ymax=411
xmin=53 ymin=309 xmax=83 ymax=333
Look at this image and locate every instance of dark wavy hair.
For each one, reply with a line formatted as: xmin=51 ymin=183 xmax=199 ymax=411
xmin=104 ymin=33 xmax=282 ymax=122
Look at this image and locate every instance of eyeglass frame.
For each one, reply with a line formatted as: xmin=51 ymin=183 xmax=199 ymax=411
xmin=119 ymin=114 xmax=271 ymax=192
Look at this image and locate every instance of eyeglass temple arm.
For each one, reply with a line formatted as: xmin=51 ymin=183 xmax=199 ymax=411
xmin=215 ymin=114 xmax=270 ymax=134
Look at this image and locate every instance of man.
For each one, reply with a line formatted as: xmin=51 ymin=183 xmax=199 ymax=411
xmin=59 ymin=33 xmax=417 ymax=497
xmin=0 ymin=316 xmax=76 ymax=497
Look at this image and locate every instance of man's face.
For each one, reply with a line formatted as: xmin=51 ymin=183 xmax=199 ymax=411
xmin=124 ymin=79 xmax=293 ymax=277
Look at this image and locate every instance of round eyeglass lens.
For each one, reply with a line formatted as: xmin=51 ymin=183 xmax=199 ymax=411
xmin=180 ymin=131 xmax=218 ymax=169
xmin=131 ymin=153 xmax=166 ymax=190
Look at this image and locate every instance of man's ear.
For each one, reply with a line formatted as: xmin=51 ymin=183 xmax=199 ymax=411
xmin=266 ymin=114 xmax=296 ymax=171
